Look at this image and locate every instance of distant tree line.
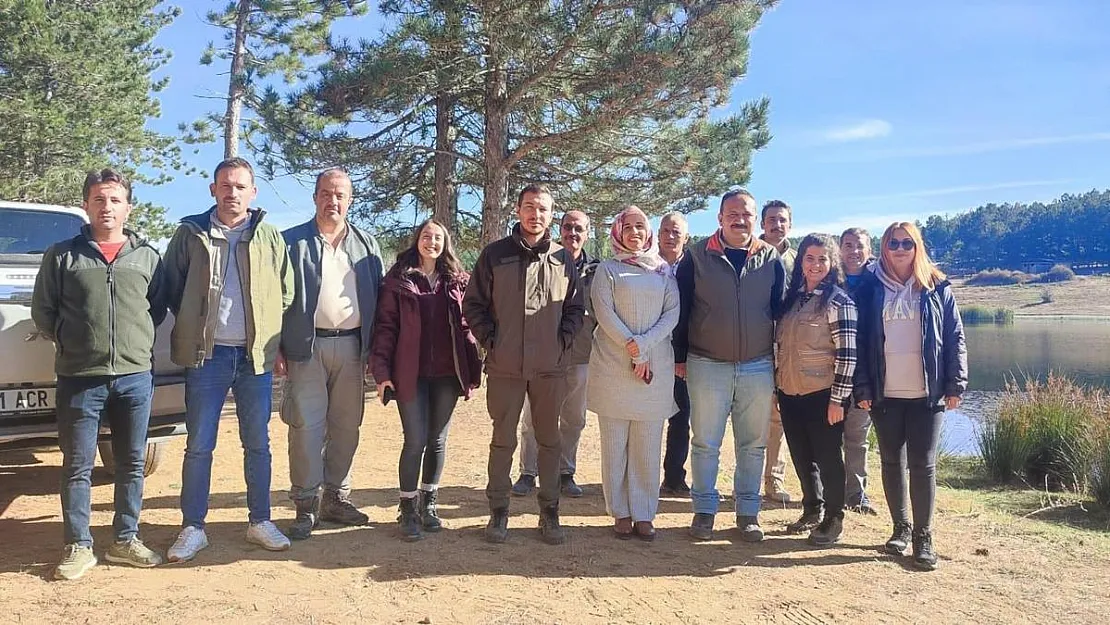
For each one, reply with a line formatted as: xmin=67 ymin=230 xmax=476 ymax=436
xmin=920 ymin=189 xmax=1110 ymax=274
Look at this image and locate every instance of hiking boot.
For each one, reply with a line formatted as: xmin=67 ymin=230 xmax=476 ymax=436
xmin=847 ymin=495 xmax=879 ymax=516
xmin=54 ymin=544 xmax=97 ymax=580
xmin=287 ymin=497 xmax=320 ymax=541
xmin=538 ymin=505 xmax=566 ymax=545
xmin=688 ymin=513 xmax=715 ymax=540
xmin=787 ymin=510 xmax=823 ymax=534
xmin=511 ymin=474 xmax=535 ymax=497
xmin=737 ymin=515 xmax=765 ymax=542
xmin=660 ymin=481 xmax=691 ymax=498
xmin=560 ymin=474 xmax=584 ymax=498
xmin=398 ymin=496 xmax=424 ymax=542
xmin=320 ymin=491 xmax=369 ymax=526
xmin=912 ymin=529 xmax=938 ymax=571
xmin=884 ymin=522 xmax=913 ymax=556
xmin=485 ymin=507 xmax=509 ymax=544
xmin=105 ymin=537 xmax=162 ymax=568
xmin=420 ymin=489 xmax=442 ymax=532
xmin=763 ymin=481 xmax=793 ymax=504
xmin=167 ymin=526 xmax=208 ymax=563
xmin=808 ymin=516 xmax=844 ymax=547
xmin=246 ymin=520 xmax=291 ymax=551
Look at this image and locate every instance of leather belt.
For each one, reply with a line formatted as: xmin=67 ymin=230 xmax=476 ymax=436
xmin=314 ymin=327 xmax=361 ymax=338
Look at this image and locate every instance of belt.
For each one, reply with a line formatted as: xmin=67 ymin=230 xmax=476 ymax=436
xmin=314 ymin=327 xmax=361 ymax=338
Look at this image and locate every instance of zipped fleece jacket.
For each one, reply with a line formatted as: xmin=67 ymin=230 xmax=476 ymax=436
xmin=674 ymin=231 xmax=785 ymax=364
xmin=32 ymin=227 xmax=168 ymax=377
xmin=164 ymin=207 xmax=293 ymax=373
xmin=852 ymin=268 xmax=969 ymax=408
xmin=462 ymin=225 xmax=586 ymax=379
xmin=280 ymin=219 xmax=384 ymax=365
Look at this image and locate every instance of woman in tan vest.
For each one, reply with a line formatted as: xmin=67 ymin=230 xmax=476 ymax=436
xmin=774 ymin=233 xmax=858 ymax=547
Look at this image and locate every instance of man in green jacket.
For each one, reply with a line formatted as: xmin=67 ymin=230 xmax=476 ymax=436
xmin=32 ymin=168 xmax=168 ymax=580
xmin=164 ymin=158 xmax=295 ymax=563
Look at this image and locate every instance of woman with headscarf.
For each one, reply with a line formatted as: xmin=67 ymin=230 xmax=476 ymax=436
xmin=587 ymin=206 xmax=680 ymax=541
xmin=853 ymin=222 xmax=968 ymax=570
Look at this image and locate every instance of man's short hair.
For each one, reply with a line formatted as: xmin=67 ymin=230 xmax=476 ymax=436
xmin=660 ymin=211 xmax=688 ymax=227
xmin=719 ymin=187 xmax=755 ymax=212
xmin=314 ymin=167 xmax=352 ymax=195
xmin=516 ymin=183 xmax=553 ymax=206
xmin=82 ymin=168 xmax=132 ymax=203
xmin=840 ymin=226 xmax=871 ymax=244
xmin=213 ymin=157 xmax=255 ymax=183
xmin=761 ymin=199 xmax=791 ymax=222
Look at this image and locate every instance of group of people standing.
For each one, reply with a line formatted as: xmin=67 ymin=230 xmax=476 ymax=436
xmin=33 ymin=159 xmax=966 ymax=583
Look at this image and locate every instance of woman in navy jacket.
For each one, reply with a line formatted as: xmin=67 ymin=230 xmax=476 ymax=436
xmin=853 ymin=221 xmax=968 ymax=571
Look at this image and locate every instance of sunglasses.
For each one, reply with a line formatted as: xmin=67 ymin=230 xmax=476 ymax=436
xmin=887 ymin=238 xmax=916 ymax=251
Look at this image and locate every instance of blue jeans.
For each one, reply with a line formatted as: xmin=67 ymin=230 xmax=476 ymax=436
xmin=180 ymin=345 xmax=274 ymax=528
xmin=687 ymin=354 xmax=774 ymax=516
xmin=56 ymin=372 xmax=153 ymax=547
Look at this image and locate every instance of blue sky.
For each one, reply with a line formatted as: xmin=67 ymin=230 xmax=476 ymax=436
xmin=141 ymin=0 xmax=1110 ymax=239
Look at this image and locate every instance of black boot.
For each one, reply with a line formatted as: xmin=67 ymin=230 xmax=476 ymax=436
xmin=420 ymin=489 xmax=442 ymax=532
xmin=885 ymin=522 xmax=913 ymax=555
xmin=538 ymin=504 xmax=566 ymax=545
xmin=288 ymin=497 xmax=319 ymax=541
xmin=397 ymin=497 xmax=423 ymax=542
xmin=912 ymin=529 xmax=938 ymax=571
xmin=321 ymin=490 xmax=369 ymax=526
xmin=485 ymin=507 xmax=509 ymax=544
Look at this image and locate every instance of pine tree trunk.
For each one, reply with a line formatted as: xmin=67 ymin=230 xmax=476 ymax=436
xmin=433 ymin=91 xmax=457 ymax=230
xmin=223 ymin=0 xmax=252 ymax=159
xmin=481 ymin=42 xmax=510 ymax=247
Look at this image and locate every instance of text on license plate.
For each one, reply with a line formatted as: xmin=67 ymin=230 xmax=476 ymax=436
xmin=0 ymin=388 xmax=55 ymax=413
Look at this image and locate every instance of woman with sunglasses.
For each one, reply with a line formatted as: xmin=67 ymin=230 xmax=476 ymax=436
xmin=853 ymin=222 xmax=967 ymax=570
xmin=587 ymin=206 xmax=679 ymax=541
xmin=369 ymin=219 xmax=483 ymax=541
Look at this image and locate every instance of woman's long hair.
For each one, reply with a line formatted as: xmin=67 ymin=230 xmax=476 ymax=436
xmin=879 ymin=221 xmax=945 ymax=290
xmin=391 ymin=218 xmax=464 ymax=278
xmin=778 ymin=233 xmax=842 ymax=319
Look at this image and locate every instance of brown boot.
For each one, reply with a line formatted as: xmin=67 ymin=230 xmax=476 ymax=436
xmin=320 ymin=491 xmax=369 ymax=526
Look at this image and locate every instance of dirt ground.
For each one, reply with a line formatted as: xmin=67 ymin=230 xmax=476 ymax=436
xmin=951 ymin=274 xmax=1110 ymax=317
xmin=3 ymin=389 xmax=1109 ymax=625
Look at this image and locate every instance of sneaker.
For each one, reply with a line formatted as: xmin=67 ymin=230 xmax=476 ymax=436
xmin=246 ymin=520 xmax=291 ymax=551
xmin=167 ymin=526 xmax=209 ymax=563
xmin=320 ymin=491 xmax=369 ymax=526
xmin=847 ymin=496 xmax=879 ymax=516
xmin=420 ymin=489 xmax=442 ymax=532
xmin=485 ymin=508 xmax=509 ymax=544
xmin=763 ymin=481 xmax=793 ymax=504
xmin=511 ymin=474 xmax=536 ymax=497
xmin=398 ymin=496 xmax=424 ymax=542
xmin=786 ymin=510 xmax=823 ymax=534
xmin=688 ymin=513 xmax=714 ymax=540
xmin=538 ymin=505 xmax=566 ymax=545
xmin=912 ymin=529 xmax=938 ymax=571
xmin=737 ymin=515 xmax=765 ymax=542
xmin=808 ymin=516 xmax=844 ymax=547
xmin=287 ymin=497 xmax=320 ymax=541
xmin=660 ymin=481 xmax=691 ymax=498
xmin=560 ymin=474 xmax=584 ymax=498
xmin=54 ymin=544 xmax=97 ymax=580
xmin=884 ymin=522 xmax=913 ymax=556
xmin=105 ymin=537 xmax=163 ymax=568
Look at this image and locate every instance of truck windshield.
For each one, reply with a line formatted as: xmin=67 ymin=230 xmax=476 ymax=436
xmin=0 ymin=208 xmax=85 ymax=254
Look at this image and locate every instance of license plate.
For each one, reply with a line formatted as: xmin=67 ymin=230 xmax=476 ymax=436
xmin=0 ymin=387 xmax=55 ymax=413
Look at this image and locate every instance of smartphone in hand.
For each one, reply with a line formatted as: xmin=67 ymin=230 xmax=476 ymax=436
xmin=381 ymin=386 xmax=395 ymax=406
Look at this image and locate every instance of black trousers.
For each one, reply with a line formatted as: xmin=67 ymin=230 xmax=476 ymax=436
xmin=779 ymin=388 xmax=846 ymax=519
xmin=871 ymin=398 xmax=944 ymax=532
xmin=662 ymin=375 xmax=691 ymax=486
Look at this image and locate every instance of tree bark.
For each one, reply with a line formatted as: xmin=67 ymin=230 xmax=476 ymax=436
xmin=223 ymin=0 xmax=252 ymax=159
xmin=480 ymin=36 xmax=510 ymax=246
xmin=433 ymin=91 xmax=458 ymax=230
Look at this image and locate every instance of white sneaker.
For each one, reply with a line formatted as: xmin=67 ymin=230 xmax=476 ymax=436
xmin=246 ymin=520 xmax=291 ymax=551
xmin=167 ymin=526 xmax=209 ymax=563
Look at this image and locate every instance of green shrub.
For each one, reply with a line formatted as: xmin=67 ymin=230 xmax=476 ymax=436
xmin=1035 ymin=264 xmax=1076 ymax=283
xmin=966 ymin=268 xmax=1031 ymax=286
xmin=980 ymin=375 xmax=1106 ymax=493
xmin=1090 ymin=428 xmax=1110 ymax=509
xmin=961 ymin=305 xmax=1014 ymax=324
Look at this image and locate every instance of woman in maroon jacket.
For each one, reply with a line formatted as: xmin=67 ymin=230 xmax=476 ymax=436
xmin=370 ymin=219 xmax=482 ymax=541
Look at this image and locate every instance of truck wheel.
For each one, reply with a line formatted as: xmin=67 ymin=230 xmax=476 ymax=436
xmin=97 ymin=441 xmax=166 ymax=477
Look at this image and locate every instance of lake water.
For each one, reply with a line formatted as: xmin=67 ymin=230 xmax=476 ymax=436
xmin=943 ymin=318 xmax=1110 ymax=455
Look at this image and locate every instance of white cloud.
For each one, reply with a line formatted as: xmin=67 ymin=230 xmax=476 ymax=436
xmin=821 ymin=119 xmax=893 ymax=143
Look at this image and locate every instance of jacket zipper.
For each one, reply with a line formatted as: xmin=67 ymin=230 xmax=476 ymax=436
xmin=106 ymin=263 xmax=117 ymax=375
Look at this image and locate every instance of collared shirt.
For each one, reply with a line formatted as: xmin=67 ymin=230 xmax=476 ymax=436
xmin=211 ymin=213 xmax=250 ymax=346
xmin=314 ymin=227 xmax=361 ymax=330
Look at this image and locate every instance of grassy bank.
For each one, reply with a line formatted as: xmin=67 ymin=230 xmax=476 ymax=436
xmin=951 ymin=274 xmax=1110 ymax=318
xmin=961 ymin=305 xmax=1014 ymax=324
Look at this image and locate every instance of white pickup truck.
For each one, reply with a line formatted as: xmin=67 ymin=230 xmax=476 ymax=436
xmin=0 ymin=200 xmax=186 ymax=475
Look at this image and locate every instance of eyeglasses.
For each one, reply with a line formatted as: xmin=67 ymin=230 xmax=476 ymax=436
xmin=561 ymin=224 xmax=587 ymax=233
xmin=887 ymin=238 xmax=916 ymax=251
